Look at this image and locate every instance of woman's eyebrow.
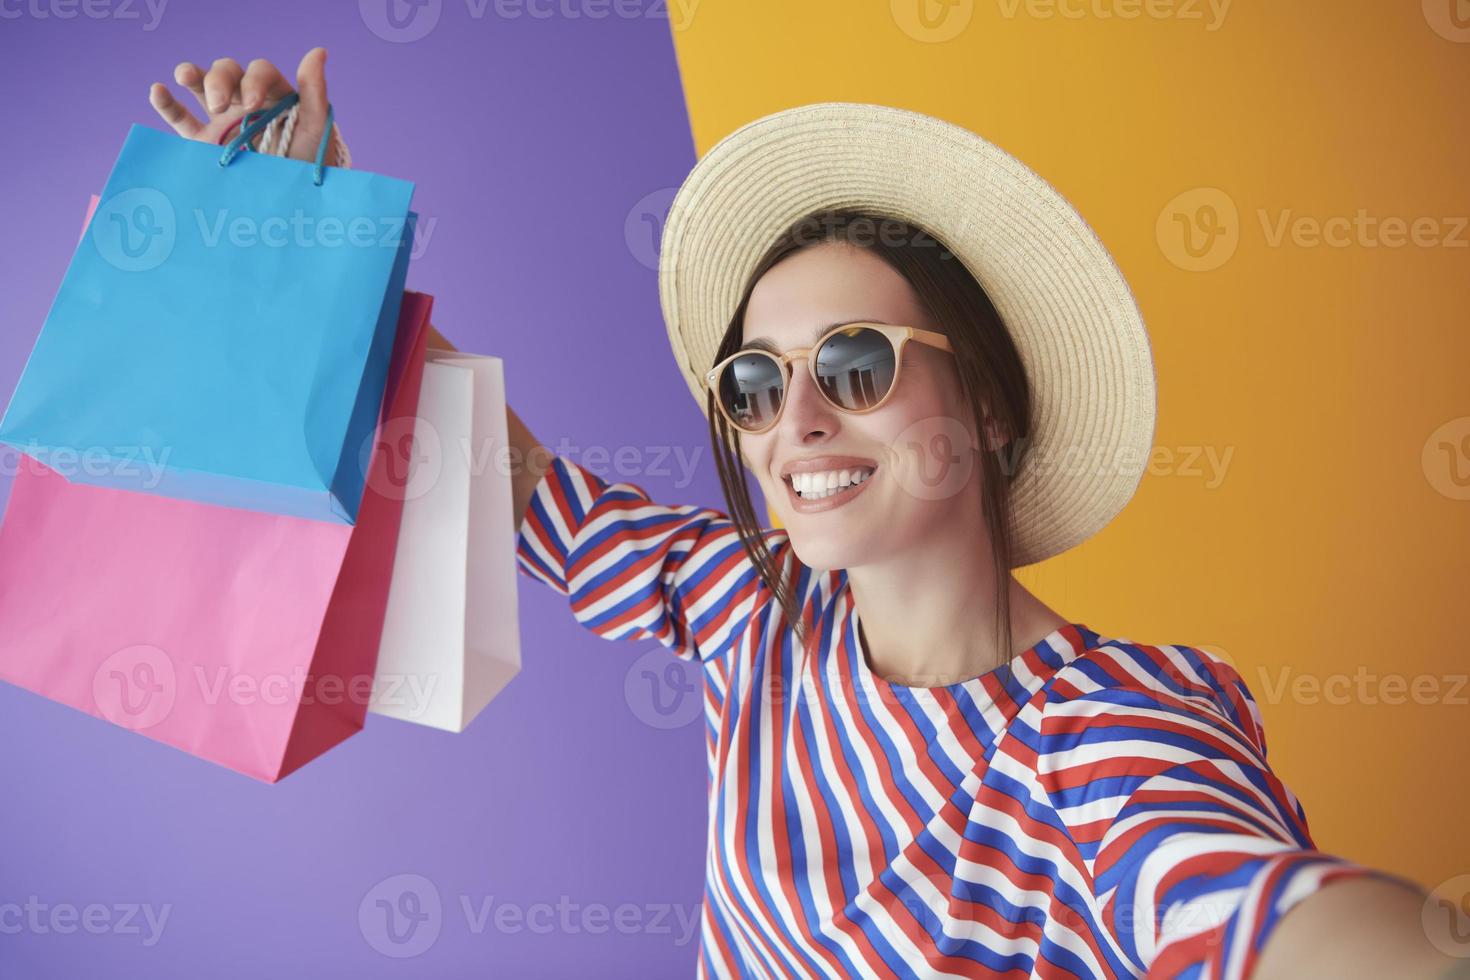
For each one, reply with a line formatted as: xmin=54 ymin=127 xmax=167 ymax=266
xmin=739 ymin=319 xmax=892 ymax=353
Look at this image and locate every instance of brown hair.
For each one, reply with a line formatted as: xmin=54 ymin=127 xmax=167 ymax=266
xmin=706 ymin=209 xmax=1035 ymax=669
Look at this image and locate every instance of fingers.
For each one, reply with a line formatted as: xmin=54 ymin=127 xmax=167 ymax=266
xmin=173 ymin=61 xmax=209 ymax=112
xmin=239 ymin=58 xmax=293 ymax=112
xmin=294 ymin=47 xmax=328 ymax=119
xmin=286 ymin=47 xmax=330 ymax=162
xmin=202 ymin=57 xmax=244 ymax=115
xmin=148 ymin=82 xmax=204 ymax=139
xmin=156 ymin=50 xmax=328 ymax=159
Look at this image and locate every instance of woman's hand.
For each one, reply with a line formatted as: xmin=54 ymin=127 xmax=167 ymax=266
xmin=147 ymin=48 xmax=332 ymax=160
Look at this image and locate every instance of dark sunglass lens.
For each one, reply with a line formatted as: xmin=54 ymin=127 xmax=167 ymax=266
xmin=814 ymin=327 xmax=896 ymax=410
xmin=718 ymin=353 xmax=785 ymax=430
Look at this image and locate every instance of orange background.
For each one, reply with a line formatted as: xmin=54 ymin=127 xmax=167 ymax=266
xmin=669 ymin=0 xmax=1470 ymax=890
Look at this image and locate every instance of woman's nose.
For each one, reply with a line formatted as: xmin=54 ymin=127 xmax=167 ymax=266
xmin=778 ymin=366 xmax=839 ymax=445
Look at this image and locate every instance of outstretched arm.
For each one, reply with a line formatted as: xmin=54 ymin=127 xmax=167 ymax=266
xmin=1035 ymin=642 xmax=1464 ymax=978
xmin=1254 ymin=875 xmax=1465 ymax=979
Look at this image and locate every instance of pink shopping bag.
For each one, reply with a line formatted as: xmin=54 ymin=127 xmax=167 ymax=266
xmin=0 ymin=290 xmax=432 ymax=783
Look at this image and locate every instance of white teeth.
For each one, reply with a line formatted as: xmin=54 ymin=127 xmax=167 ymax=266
xmin=788 ymin=467 xmax=875 ymax=499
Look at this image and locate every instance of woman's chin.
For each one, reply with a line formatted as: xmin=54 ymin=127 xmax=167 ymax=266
xmin=781 ymin=525 xmax=872 ymax=574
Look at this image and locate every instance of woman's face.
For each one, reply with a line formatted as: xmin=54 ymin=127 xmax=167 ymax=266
xmin=737 ymin=242 xmax=984 ymax=572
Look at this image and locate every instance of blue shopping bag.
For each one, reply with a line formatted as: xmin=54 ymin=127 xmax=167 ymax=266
xmin=0 ymin=94 xmax=416 ymax=524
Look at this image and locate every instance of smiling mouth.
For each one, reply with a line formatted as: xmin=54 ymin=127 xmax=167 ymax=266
xmin=784 ymin=466 xmax=876 ymax=501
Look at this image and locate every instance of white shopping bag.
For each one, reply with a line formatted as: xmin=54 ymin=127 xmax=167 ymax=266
xmin=370 ymin=347 xmax=522 ymax=732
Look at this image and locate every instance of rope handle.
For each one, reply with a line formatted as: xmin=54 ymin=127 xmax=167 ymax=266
xmin=217 ymin=91 xmax=337 ymax=185
xmin=213 ymin=106 xmax=351 ymax=170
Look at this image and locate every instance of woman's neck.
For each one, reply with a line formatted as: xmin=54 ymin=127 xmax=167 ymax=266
xmin=845 ymin=528 xmax=1068 ymax=687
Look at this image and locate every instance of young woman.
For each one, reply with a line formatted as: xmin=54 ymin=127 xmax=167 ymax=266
xmin=148 ymin=50 xmax=1464 ymax=980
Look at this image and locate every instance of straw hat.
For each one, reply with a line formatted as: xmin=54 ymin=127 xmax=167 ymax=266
xmin=657 ymin=102 xmax=1156 ymax=568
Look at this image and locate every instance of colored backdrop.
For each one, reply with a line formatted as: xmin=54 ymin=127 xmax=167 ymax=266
xmin=1 ymin=0 xmax=1466 ymax=976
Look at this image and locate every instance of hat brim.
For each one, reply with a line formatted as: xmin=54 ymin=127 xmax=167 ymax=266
xmin=658 ymin=102 xmax=1156 ymax=567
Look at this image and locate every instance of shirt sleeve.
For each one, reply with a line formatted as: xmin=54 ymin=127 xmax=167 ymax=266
xmin=1036 ymin=643 xmax=1416 ymax=979
xmin=514 ymin=454 xmax=778 ymax=664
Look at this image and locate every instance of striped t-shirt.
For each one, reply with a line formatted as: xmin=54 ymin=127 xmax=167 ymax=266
xmin=515 ymin=455 xmax=1392 ymax=979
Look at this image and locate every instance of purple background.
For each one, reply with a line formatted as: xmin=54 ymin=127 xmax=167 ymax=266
xmin=0 ymin=2 xmax=725 ymax=976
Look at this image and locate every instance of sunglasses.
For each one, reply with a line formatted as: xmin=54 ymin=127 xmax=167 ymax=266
xmin=704 ymin=322 xmax=955 ymax=434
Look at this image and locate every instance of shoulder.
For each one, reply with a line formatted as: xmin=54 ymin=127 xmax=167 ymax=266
xmin=1031 ymin=632 xmax=1271 ymax=769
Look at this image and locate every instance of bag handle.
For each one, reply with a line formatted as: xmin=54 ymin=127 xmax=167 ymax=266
xmin=218 ymin=91 xmax=337 ymax=186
